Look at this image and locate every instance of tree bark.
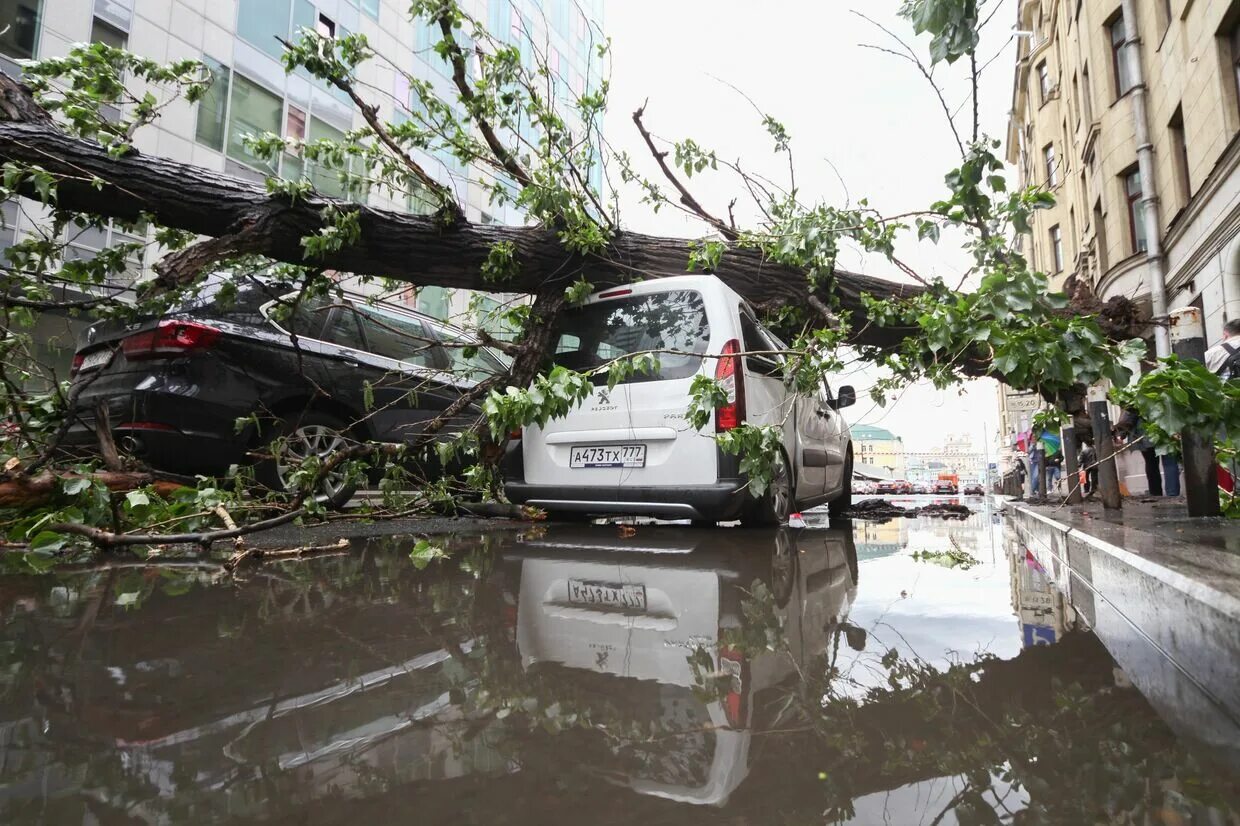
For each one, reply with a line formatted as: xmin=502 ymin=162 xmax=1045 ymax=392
xmin=0 ymin=77 xmax=921 ymax=350
xmin=0 ymin=471 xmax=182 ymax=509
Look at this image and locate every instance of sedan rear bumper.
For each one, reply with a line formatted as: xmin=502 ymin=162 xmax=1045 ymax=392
xmin=505 ymin=480 xmax=749 ymax=521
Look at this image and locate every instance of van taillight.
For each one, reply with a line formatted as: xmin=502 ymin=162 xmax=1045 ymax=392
xmin=70 ymin=353 xmax=84 ymax=376
xmin=719 ymin=645 xmax=748 ymax=728
xmin=715 ymin=339 xmax=745 ymax=431
xmin=121 ymin=320 xmax=220 ymax=360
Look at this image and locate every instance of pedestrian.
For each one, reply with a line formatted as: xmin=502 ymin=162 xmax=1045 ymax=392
xmin=1027 ymin=440 xmax=1042 ymax=495
xmin=1116 ymin=409 xmax=1180 ymax=497
xmin=1079 ymin=442 xmax=1098 ymax=495
xmin=1204 ymin=318 xmax=1240 ymax=378
xmin=1046 ymin=451 xmax=1064 ymax=492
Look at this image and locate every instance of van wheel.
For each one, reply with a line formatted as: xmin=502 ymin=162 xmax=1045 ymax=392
xmin=829 ymin=450 xmax=853 ymax=517
xmin=741 ymin=450 xmax=793 ymax=528
xmin=257 ymin=412 xmax=359 ymax=510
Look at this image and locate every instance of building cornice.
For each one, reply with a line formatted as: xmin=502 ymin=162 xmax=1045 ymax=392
xmin=1096 ymin=251 xmax=1149 ymax=300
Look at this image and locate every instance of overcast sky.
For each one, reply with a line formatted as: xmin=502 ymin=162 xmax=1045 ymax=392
xmin=600 ymin=0 xmax=1019 ymax=456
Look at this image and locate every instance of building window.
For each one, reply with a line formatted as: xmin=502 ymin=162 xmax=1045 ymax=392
xmin=226 ymin=73 xmax=283 ymax=176
xmin=361 ymin=0 xmax=379 ymax=20
xmin=0 ymin=0 xmax=41 ymax=60
xmin=1124 ymin=167 xmax=1148 ymax=253
xmin=195 ymin=57 xmax=230 ymax=151
xmin=238 ymin=0 xmax=293 ymax=61
xmin=1037 ymin=60 xmax=1051 ymax=102
xmin=1094 ymin=199 xmax=1109 ymax=272
xmin=1109 ymin=13 xmax=1135 ymax=97
xmin=1049 ymin=225 xmax=1064 ymax=272
xmin=1043 ymin=143 xmax=1058 ymax=187
xmin=316 ymin=12 xmax=335 ymax=39
xmin=1230 ymin=20 xmax=1240 ymax=120
xmin=1082 ymin=62 xmax=1093 ymax=123
xmin=1071 ymin=73 xmax=1081 ymax=124
xmin=1169 ymin=104 xmax=1191 ymax=208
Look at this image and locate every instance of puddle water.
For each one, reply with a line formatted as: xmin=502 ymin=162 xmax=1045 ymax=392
xmin=1 ymin=501 xmax=1236 ymax=824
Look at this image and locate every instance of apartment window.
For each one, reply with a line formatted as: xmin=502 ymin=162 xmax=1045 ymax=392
xmin=488 ymin=0 xmax=509 ymax=43
xmin=1094 ymin=199 xmax=1109 ymax=272
xmin=1082 ymin=63 xmax=1093 ymax=123
xmin=0 ymin=0 xmax=42 ymax=60
xmin=90 ymin=18 xmax=126 ymax=49
xmin=195 ymin=57 xmax=230 ymax=151
xmin=1096 ymin=198 xmax=1116 ymax=270
xmin=1071 ymin=73 xmax=1081 ymax=124
xmin=238 ymin=0 xmax=292 ymax=61
xmin=1050 ymin=225 xmax=1064 ymax=272
xmin=1110 ymin=13 xmax=1135 ymax=97
xmin=226 ymin=73 xmax=283 ymax=176
xmin=1169 ymin=105 xmax=1191 ymax=208
xmin=361 ymin=0 xmax=379 ymax=20
xmin=308 ymin=116 xmax=349 ymax=199
xmin=1043 ymin=143 xmax=1058 ymax=187
xmin=1037 ymin=61 xmax=1051 ymax=102
xmin=1124 ymin=167 xmax=1148 ymax=253
xmin=316 ymin=12 xmax=335 ymax=39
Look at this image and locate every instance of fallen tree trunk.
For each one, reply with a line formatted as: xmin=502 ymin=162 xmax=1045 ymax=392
xmin=0 ymin=76 xmax=922 ymax=350
xmin=0 ymin=471 xmax=183 ymax=508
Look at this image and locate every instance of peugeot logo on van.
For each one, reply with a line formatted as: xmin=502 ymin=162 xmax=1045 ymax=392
xmin=596 ymin=388 xmax=611 ymax=405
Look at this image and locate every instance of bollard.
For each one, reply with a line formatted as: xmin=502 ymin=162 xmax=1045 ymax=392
xmin=1169 ymin=307 xmax=1221 ymax=517
xmin=1062 ymin=427 xmax=1081 ymax=504
xmin=1088 ymin=392 xmax=1122 ymax=510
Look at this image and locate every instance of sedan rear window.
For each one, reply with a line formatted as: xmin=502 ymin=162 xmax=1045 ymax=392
xmin=550 ymin=290 xmax=709 ymax=384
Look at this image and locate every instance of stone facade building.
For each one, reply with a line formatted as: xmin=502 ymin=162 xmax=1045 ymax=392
xmin=1007 ymin=0 xmax=1240 ymax=346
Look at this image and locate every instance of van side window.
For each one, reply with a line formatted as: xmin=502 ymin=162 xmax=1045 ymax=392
xmin=269 ymin=295 xmax=332 ymax=340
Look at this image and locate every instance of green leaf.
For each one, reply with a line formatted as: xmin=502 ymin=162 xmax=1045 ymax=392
xmin=61 ymin=477 xmax=91 ymax=496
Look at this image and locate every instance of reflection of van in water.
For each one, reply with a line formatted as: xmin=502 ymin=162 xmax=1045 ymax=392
xmin=504 ymin=275 xmax=856 ymax=525
xmin=506 ymin=526 xmax=859 ymax=806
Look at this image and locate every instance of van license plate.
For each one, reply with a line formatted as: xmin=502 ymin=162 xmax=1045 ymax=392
xmin=568 ymin=580 xmax=647 ymax=611
xmin=569 ymin=444 xmax=646 ymax=468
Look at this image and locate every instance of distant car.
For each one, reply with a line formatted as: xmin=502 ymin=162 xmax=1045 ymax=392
xmin=933 ymin=480 xmax=958 ymax=495
xmin=66 ymin=276 xmax=509 ymax=506
xmin=963 ymin=483 xmax=984 ymax=496
xmin=874 ymin=479 xmax=900 ymax=494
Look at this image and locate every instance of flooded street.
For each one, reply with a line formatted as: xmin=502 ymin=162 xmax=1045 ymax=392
xmin=1 ymin=500 xmax=1237 ymax=824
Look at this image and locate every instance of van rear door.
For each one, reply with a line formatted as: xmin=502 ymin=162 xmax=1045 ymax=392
xmin=523 ymin=287 xmax=719 ymax=488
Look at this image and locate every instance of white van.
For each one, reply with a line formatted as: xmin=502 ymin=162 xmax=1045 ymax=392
xmin=504 ymin=275 xmax=855 ymax=524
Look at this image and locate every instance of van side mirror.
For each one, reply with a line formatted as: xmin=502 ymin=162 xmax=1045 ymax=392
xmin=833 ymin=385 xmax=856 ymax=410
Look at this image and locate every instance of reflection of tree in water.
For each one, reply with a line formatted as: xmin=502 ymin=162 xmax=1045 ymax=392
xmin=706 ymin=579 xmax=1240 ymax=824
xmin=3 ymin=541 xmax=1238 ymax=824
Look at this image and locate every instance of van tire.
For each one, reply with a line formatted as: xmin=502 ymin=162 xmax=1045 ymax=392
xmin=829 ymin=449 xmax=853 ymax=517
xmin=741 ymin=450 xmax=793 ymax=528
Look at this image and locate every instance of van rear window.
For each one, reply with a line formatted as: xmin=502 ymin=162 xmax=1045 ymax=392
xmin=550 ymin=290 xmax=709 ymax=384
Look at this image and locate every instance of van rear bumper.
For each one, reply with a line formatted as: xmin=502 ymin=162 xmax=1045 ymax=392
xmin=505 ymin=480 xmax=748 ymax=521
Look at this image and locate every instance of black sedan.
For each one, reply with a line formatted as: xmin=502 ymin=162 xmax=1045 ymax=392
xmin=66 ymin=277 xmax=509 ymax=505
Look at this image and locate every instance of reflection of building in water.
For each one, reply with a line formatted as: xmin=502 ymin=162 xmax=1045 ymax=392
xmin=854 ymin=519 xmax=908 ymax=560
xmin=1008 ymin=543 xmax=1077 ymax=648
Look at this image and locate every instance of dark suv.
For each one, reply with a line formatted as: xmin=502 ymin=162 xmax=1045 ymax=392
xmin=66 ymin=277 xmax=508 ymax=504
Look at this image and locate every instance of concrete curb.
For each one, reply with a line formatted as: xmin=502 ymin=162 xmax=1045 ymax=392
xmin=1008 ymin=504 xmax=1240 ymax=757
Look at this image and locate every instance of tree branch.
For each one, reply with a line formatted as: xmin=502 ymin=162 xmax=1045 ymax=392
xmin=631 ymin=103 xmax=739 ymax=241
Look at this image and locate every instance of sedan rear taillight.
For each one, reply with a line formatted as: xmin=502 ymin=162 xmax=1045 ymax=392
xmin=715 ymin=338 xmax=746 ymax=431
xmin=121 ymin=320 xmax=221 ymax=360
xmin=70 ymin=353 xmax=84 ymax=376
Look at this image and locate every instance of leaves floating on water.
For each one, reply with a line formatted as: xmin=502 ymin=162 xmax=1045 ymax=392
xmin=910 ymin=548 xmax=981 ymax=570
